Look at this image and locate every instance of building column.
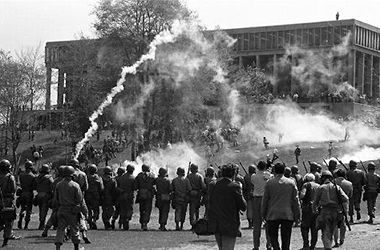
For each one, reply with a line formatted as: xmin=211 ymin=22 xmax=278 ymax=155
xmin=273 ymin=54 xmax=278 ymax=95
xmin=45 ymin=67 xmax=52 ymax=110
xmin=370 ymin=55 xmax=374 ymax=97
xmin=256 ymin=55 xmax=260 ymax=68
xmin=57 ymin=69 xmax=64 ymax=109
xmin=352 ymin=50 xmax=356 ymax=88
xmin=362 ymin=52 xmax=365 ymax=95
xmin=238 ymin=56 xmax=243 ymax=68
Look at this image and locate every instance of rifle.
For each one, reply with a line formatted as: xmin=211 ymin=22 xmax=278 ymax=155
xmin=332 ymin=178 xmax=351 ymax=231
xmin=359 ymin=160 xmax=368 ymax=174
xmin=239 ymin=161 xmax=248 ymax=175
xmin=335 ymin=157 xmax=349 ymax=171
xmin=302 ymin=161 xmax=308 ymax=173
xmin=187 ymin=161 xmax=191 ymax=176
xmin=322 ymin=159 xmax=329 ymax=168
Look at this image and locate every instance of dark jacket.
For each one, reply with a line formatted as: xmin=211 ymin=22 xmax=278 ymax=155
xmin=208 ymin=178 xmax=246 ymax=237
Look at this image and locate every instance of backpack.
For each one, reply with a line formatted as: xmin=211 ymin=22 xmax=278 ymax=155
xmin=192 ymin=218 xmax=214 ymax=236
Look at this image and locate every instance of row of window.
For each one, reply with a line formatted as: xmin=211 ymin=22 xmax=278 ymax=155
xmin=355 ymin=26 xmax=380 ymax=51
xmin=231 ymin=25 xmax=353 ymax=51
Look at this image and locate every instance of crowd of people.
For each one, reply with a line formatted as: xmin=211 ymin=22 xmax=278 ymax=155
xmin=0 ymin=156 xmax=378 ymax=250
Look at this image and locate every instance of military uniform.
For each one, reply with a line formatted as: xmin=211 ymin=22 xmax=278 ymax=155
xmin=243 ymin=173 xmax=254 ymax=228
xmin=172 ymin=174 xmax=191 ymax=230
xmin=116 ymin=171 xmax=135 ymax=230
xmin=112 ymin=168 xmax=126 ymax=229
xmin=0 ymin=171 xmax=16 ymax=246
xmin=135 ymin=168 xmax=156 ymax=230
xmin=35 ymin=171 xmax=54 ymax=229
xmin=54 ymin=168 xmax=87 ymax=250
xmin=365 ymin=170 xmax=380 ymax=222
xmin=346 ymin=167 xmax=366 ymax=221
xmin=101 ymin=172 xmax=117 ymax=229
xmin=18 ymin=169 xmax=36 ymax=229
xmin=187 ymin=171 xmax=205 ymax=226
xmin=155 ymin=171 xmax=172 ymax=230
xmin=42 ymin=174 xmax=63 ymax=237
xmin=203 ymin=174 xmax=216 ymax=218
xmin=85 ymin=173 xmax=104 ymax=229
xmin=334 ymin=175 xmax=352 ymax=246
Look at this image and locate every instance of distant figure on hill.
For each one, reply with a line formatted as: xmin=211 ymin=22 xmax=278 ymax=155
xmin=263 ymin=137 xmax=269 ymax=150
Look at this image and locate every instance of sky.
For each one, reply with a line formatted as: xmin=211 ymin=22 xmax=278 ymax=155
xmin=0 ymin=0 xmax=380 ymax=54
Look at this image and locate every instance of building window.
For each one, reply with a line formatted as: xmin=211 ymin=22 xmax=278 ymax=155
xmin=315 ymin=28 xmax=320 ymax=46
xmin=249 ymin=33 xmax=255 ymax=50
xmin=296 ymin=29 xmax=302 ymax=45
xmin=328 ymin=26 xmax=333 ymax=45
xmin=237 ymin=34 xmax=242 ymax=51
xmin=302 ymin=29 xmax=308 ymax=46
xmin=243 ymin=33 xmax=249 ymax=50
xmin=261 ymin=32 xmax=267 ymax=49
xmin=255 ymin=33 xmax=260 ymax=50
xmin=334 ymin=26 xmax=341 ymax=44
xmin=308 ymin=28 xmax=314 ymax=46
xmin=278 ymin=31 xmax=284 ymax=48
xmin=273 ymin=31 xmax=277 ymax=48
xmin=290 ymin=30 xmax=295 ymax=44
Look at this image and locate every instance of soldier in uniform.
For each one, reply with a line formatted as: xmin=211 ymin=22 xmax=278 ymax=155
xmin=313 ymin=171 xmax=348 ymax=250
xmin=299 ymin=173 xmax=320 ymax=250
xmin=203 ymin=167 xmax=216 ymax=218
xmin=54 ymin=166 xmax=88 ymax=250
xmin=42 ymin=165 xmax=65 ymax=237
xmin=328 ymin=159 xmax=338 ymax=176
xmin=155 ymin=167 xmax=172 ymax=231
xmin=346 ymin=160 xmax=366 ymax=222
xmin=117 ymin=165 xmax=135 ymax=230
xmin=309 ymin=162 xmax=322 ymax=184
xmin=0 ymin=160 xmax=17 ymax=247
xmin=112 ymin=166 xmax=126 ymax=229
xmin=85 ymin=164 xmax=104 ymax=230
xmin=18 ymin=160 xmax=36 ymax=229
xmin=364 ymin=162 xmax=380 ymax=224
xmin=35 ymin=164 xmax=54 ymax=230
xmin=187 ymin=164 xmax=205 ymax=226
xmin=333 ymin=169 xmax=352 ymax=247
xmin=172 ymin=167 xmax=191 ymax=230
xmin=243 ymin=165 xmax=255 ymax=229
xmin=291 ymin=165 xmax=303 ymax=192
xmin=135 ymin=164 xmax=156 ymax=231
xmin=101 ymin=166 xmax=117 ymax=230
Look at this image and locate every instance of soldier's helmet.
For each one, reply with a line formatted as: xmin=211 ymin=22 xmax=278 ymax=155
xmin=321 ymin=170 xmax=333 ymax=179
xmin=248 ymin=165 xmax=256 ymax=175
xmin=336 ymin=169 xmax=346 ymax=177
xmin=103 ymin=166 xmax=113 ymax=175
xmin=56 ymin=165 xmax=65 ymax=177
xmin=25 ymin=160 xmax=33 ymax=170
xmin=70 ymin=159 xmax=80 ymax=168
xmin=205 ymin=167 xmax=215 ymax=177
xmin=328 ymin=159 xmax=337 ymax=169
xmin=40 ymin=164 xmax=50 ymax=174
xmin=158 ymin=167 xmax=168 ymax=177
xmin=368 ymin=162 xmax=376 ymax=171
xmin=142 ymin=164 xmax=150 ymax=172
xmin=284 ymin=167 xmax=292 ymax=177
xmin=88 ymin=164 xmax=98 ymax=175
xmin=309 ymin=162 xmax=321 ymax=171
xmin=176 ymin=167 xmax=185 ymax=176
xmin=117 ymin=167 xmax=126 ymax=175
xmin=349 ymin=160 xmax=357 ymax=169
xmin=63 ymin=166 xmax=76 ymax=177
xmin=190 ymin=163 xmax=198 ymax=173
xmin=0 ymin=159 xmax=11 ymax=172
xmin=303 ymin=173 xmax=315 ymax=182
xmin=291 ymin=165 xmax=299 ymax=174
xmin=126 ymin=165 xmax=135 ymax=173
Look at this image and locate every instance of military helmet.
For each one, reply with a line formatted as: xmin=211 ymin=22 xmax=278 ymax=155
xmin=158 ymin=167 xmax=168 ymax=177
xmin=205 ymin=167 xmax=215 ymax=177
xmin=70 ymin=159 xmax=80 ymax=168
xmin=142 ymin=164 xmax=150 ymax=172
xmin=126 ymin=165 xmax=135 ymax=173
xmin=56 ymin=165 xmax=65 ymax=177
xmin=176 ymin=167 xmax=185 ymax=176
xmin=368 ymin=162 xmax=376 ymax=171
xmin=88 ymin=164 xmax=98 ymax=174
xmin=40 ymin=164 xmax=50 ymax=174
xmin=349 ymin=160 xmax=357 ymax=168
xmin=63 ymin=166 xmax=75 ymax=177
xmin=309 ymin=162 xmax=321 ymax=171
xmin=304 ymin=173 xmax=315 ymax=182
xmin=291 ymin=165 xmax=299 ymax=174
xmin=0 ymin=159 xmax=11 ymax=172
xmin=117 ymin=167 xmax=126 ymax=175
xmin=190 ymin=163 xmax=198 ymax=172
xmin=25 ymin=160 xmax=33 ymax=169
xmin=248 ymin=165 xmax=256 ymax=175
xmin=103 ymin=166 xmax=113 ymax=175
xmin=321 ymin=170 xmax=333 ymax=179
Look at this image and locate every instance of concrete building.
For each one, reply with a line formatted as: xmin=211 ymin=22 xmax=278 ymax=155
xmin=45 ymin=19 xmax=380 ymax=110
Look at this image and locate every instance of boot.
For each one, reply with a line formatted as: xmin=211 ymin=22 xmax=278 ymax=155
xmin=17 ymin=219 xmax=22 ymax=230
xmin=74 ymin=243 xmax=79 ymax=250
xmin=179 ymin=222 xmax=183 ymax=231
xmin=55 ymin=242 xmax=61 ymax=250
xmin=357 ymin=211 xmax=361 ymax=221
xmin=24 ymin=220 xmax=29 ymax=230
xmin=248 ymin=219 xmax=253 ymax=229
xmin=175 ymin=222 xmax=180 ymax=231
xmin=1 ymin=238 xmax=8 ymax=247
xmin=38 ymin=221 xmax=45 ymax=230
xmin=368 ymin=217 xmax=374 ymax=224
xmin=111 ymin=219 xmax=115 ymax=230
xmin=349 ymin=215 xmax=354 ymax=223
xmin=123 ymin=221 xmax=129 ymax=231
xmin=82 ymin=231 xmax=91 ymax=244
xmin=41 ymin=229 xmax=48 ymax=237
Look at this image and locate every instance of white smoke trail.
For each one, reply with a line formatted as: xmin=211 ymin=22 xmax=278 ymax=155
xmin=340 ymin=146 xmax=380 ymax=163
xmin=228 ymin=89 xmax=241 ymax=127
xmin=74 ymin=23 xmax=184 ymax=160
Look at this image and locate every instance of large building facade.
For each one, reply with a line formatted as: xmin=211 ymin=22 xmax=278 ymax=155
xmin=45 ymin=19 xmax=380 ymax=110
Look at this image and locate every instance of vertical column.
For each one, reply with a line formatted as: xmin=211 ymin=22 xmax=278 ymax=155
xmin=256 ymin=55 xmax=260 ymax=68
xmin=370 ymin=55 xmax=374 ymax=97
xmin=273 ymin=54 xmax=278 ymax=95
xmin=290 ymin=56 xmax=296 ymax=94
xmin=45 ymin=67 xmax=52 ymax=110
xmin=362 ymin=53 xmax=365 ymax=95
xmin=352 ymin=50 xmax=356 ymax=88
xmin=238 ymin=56 xmax=243 ymax=68
xmin=57 ymin=69 xmax=64 ymax=109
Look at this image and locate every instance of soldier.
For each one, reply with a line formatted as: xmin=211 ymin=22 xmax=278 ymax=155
xmin=309 ymin=162 xmax=322 ymax=184
xmin=35 ymin=164 xmax=54 ymax=230
xmin=333 ymin=169 xmax=352 ymax=247
xmin=187 ymin=164 xmax=205 ymax=226
xmin=112 ymin=166 xmax=126 ymax=229
xmin=18 ymin=160 xmax=36 ymax=229
xmin=172 ymin=167 xmax=192 ymax=230
xmin=291 ymin=165 xmax=303 ymax=192
xmin=328 ymin=159 xmax=338 ymax=175
xmin=243 ymin=165 xmax=255 ymax=229
xmin=313 ymin=170 xmax=348 ymax=250
xmin=117 ymin=165 xmax=135 ymax=230
xmin=135 ymin=164 xmax=156 ymax=231
xmin=155 ymin=167 xmax=172 ymax=231
xmin=0 ymin=160 xmax=17 ymax=247
xmin=346 ymin=160 xmax=366 ymax=222
xmin=364 ymin=162 xmax=380 ymax=224
xmin=203 ymin=167 xmax=216 ymax=218
xmin=263 ymin=137 xmax=269 ymax=150
xmin=101 ymin=166 xmax=117 ymax=230
xmin=42 ymin=165 xmax=65 ymax=237
xmin=85 ymin=164 xmax=104 ymax=230
xmin=294 ymin=145 xmax=301 ymax=164
xmin=299 ymin=173 xmax=320 ymax=250
xmin=54 ymin=166 xmax=88 ymax=250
